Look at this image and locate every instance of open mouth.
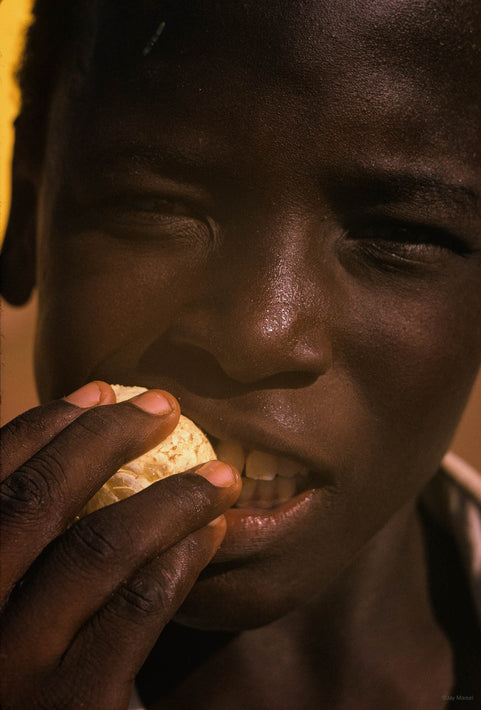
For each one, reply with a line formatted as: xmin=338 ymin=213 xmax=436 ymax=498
xmin=211 ymin=439 xmax=310 ymax=510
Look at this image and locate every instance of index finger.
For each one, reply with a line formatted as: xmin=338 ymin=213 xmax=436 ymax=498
xmin=0 ymin=390 xmax=180 ymax=599
xmin=0 ymin=382 xmax=116 ymax=481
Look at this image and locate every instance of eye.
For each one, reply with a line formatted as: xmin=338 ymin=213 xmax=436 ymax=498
xmin=346 ymin=221 xmax=469 ymax=267
xmin=90 ymin=193 xmax=214 ymax=246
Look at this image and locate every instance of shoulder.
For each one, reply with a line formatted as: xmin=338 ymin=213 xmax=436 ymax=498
xmin=420 ymin=454 xmax=481 ymax=696
xmin=441 ymin=451 xmax=481 ymax=506
xmin=422 ymin=452 xmax=481 ymax=620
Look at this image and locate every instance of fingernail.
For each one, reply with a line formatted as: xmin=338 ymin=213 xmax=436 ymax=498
xmin=207 ymin=514 xmax=226 ymax=528
xmin=196 ymin=460 xmax=237 ymax=487
xmin=64 ymin=382 xmax=101 ymax=408
xmin=130 ymin=390 xmax=174 ymax=416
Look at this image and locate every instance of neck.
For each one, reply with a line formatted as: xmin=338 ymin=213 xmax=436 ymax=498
xmin=141 ymin=500 xmax=452 ymax=710
xmin=295 ymin=500 xmax=452 ymax=707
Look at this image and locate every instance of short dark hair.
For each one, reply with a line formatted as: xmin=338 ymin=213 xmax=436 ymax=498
xmin=15 ymin=0 xmax=184 ymax=167
xmin=15 ymin=0 xmax=101 ymax=168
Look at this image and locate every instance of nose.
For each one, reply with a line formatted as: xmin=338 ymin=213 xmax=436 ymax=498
xmin=169 ymin=242 xmax=333 ymax=386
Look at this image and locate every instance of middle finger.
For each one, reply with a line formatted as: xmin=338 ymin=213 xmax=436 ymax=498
xmin=0 ymin=391 xmax=179 ymax=600
xmin=0 ymin=463 xmax=239 ymax=671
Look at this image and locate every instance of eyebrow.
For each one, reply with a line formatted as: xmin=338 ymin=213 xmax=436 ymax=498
xmin=328 ymin=170 xmax=479 ymax=217
xmin=82 ymin=138 xmax=238 ymax=192
xmin=83 ymin=138 xmax=480 ymax=219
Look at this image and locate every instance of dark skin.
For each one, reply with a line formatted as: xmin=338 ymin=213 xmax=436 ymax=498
xmin=1 ymin=0 xmax=481 ymax=708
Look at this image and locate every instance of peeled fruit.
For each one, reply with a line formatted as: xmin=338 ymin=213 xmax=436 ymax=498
xmin=80 ymin=385 xmax=216 ymax=516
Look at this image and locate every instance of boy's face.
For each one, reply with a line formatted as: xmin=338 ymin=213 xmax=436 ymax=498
xmin=30 ymin=0 xmax=481 ymax=628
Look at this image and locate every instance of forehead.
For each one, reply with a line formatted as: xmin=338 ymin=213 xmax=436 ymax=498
xmin=89 ymin=0 xmax=481 ymax=97
xmin=80 ymin=2 xmax=480 ymax=131
xmin=92 ymin=0 xmax=481 ymax=64
xmin=50 ymin=0 xmax=481 ymax=212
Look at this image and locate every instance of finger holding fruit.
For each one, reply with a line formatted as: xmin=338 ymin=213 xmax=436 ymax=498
xmin=0 ymin=382 xmax=241 ymax=709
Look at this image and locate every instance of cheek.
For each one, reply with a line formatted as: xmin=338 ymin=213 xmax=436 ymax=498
xmin=339 ymin=269 xmax=481 ymax=469
xmin=35 ymin=230 xmax=202 ymax=400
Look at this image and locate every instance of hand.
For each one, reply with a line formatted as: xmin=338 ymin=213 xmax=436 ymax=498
xmin=0 ymin=382 xmax=240 ymax=709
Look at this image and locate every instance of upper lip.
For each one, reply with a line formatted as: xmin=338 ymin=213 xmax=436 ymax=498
xmin=179 ymin=404 xmax=336 ymax=486
xmin=101 ymin=373 xmax=335 ymax=485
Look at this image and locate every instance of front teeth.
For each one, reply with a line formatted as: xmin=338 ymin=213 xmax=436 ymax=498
xmin=213 ymin=439 xmax=309 ymax=509
xmin=245 ymin=450 xmax=278 ymax=480
xmin=214 ymin=440 xmax=245 ymax=475
xmin=235 ymin=475 xmax=299 ymax=509
xmin=275 ymin=457 xmax=307 ymax=479
xmin=213 ymin=440 xmax=308 ymax=481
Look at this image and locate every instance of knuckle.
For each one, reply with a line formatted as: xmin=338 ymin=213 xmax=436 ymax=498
xmin=1 ymin=405 xmax=48 ymax=440
xmin=163 ymin=474 xmax=215 ymax=518
xmin=33 ymin=445 xmax=70 ymax=488
xmin=116 ymin=566 xmax=180 ymax=620
xmin=0 ymin=400 xmax=75 ymax=446
xmin=0 ymin=409 xmax=34 ymax=443
xmin=63 ymin=515 xmax=126 ymax=569
xmin=71 ymin=409 xmax=117 ymax=441
xmin=74 ymin=404 xmax=132 ymax=444
xmin=0 ymin=457 xmax=62 ymax=524
xmin=1 ymin=471 xmax=45 ymax=512
xmin=69 ymin=406 xmax=138 ymax=466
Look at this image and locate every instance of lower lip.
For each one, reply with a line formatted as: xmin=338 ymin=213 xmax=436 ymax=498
xmin=211 ymin=485 xmax=322 ymax=564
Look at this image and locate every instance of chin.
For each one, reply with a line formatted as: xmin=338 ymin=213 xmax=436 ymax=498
xmin=173 ymin=568 xmax=306 ymax=632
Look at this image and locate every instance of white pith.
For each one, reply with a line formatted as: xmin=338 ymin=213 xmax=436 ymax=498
xmin=106 ymin=386 xmax=309 ymax=511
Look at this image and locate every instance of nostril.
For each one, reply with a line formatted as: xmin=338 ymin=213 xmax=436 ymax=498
xmin=240 ymin=370 xmax=319 ymax=389
xmin=137 ymin=340 xmax=322 ymax=398
xmin=219 ymin=338 xmax=330 ymax=385
xmin=138 ymin=340 xmax=246 ymax=397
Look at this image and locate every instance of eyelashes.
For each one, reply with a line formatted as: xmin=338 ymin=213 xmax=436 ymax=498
xmin=345 ymin=222 xmax=470 ymax=266
xmin=83 ymin=189 xmax=471 ymax=274
xmin=88 ymin=193 xmax=214 ymax=246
